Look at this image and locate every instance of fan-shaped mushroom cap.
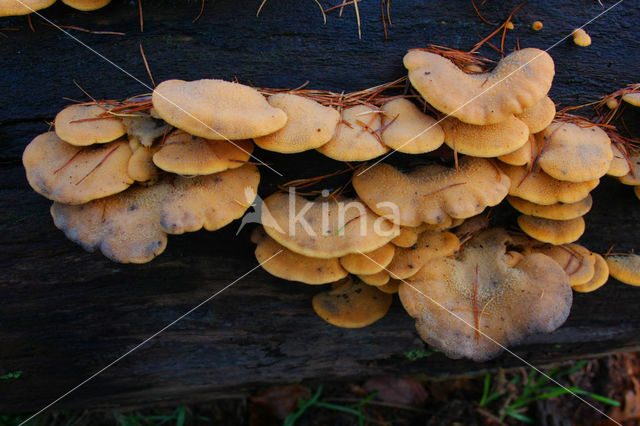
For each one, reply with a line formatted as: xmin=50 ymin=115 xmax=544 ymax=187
xmin=51 ymin=165 xmax=259 ymax=263
xmin=122 ymin=116 xmax=169 ymax=147
xmin=387 ymin=230 xmax=460 ymax=280
xmin=152 ymin=79 xmax=287 ymax=140
xmin=441 ymin=115 xmax=529 ymax=157
xmin=500 ymin=164 xmax=599 ymax=205
xmin=23 ymin=132 xmax=133 ymax=205
xmin=261 ymin=192 xmax=399 ymax=259
xmin=0 ymin=0 xmax=56 ymax=16
xmin=572 ymin=28 xmax=591 ymax=47
xmin=316 ymin=105 xmax=389 ymax=161
xmin=339 ymin=243 xmax=395 ymax=275
xmin=252 ymin=227 xmax=347 ymax=285
xmin=398 ymin=228 xmax=572 ymax=361
xmin=528 ymin=243 xmax=596 ymax=286
xmin=619 ymin=154 xmax=640 ymax=185
xmin=516 ymin=96 xmax=556 ymax=134
xmin=253 ymin=93 xmax=340 ymax=153
xmin=606 ymin=254 xmax=640 ymax=286
xmin=622 ymin=93 xmax=640 ymax=107
xmin=152 ymin=131 xmax=253 ymax=175
xmin=55 ymin=104 xmax=126 ymax=146
xmin=353 ymin=158 xmax=510 ymax=227
xmin=498 ymin=136 xmax=535 ymax=166
xmin=572 ymin=254 xmax=609 ymax=293
xmin=518 ymin=215 xmax=585 ymax=245
xmin=536 ymin=122 xmax=612 ymax=182
xmin=404 ymin=48 xmax=554 ymax=125
xmin=391 ymin=226 xmax=419 ymax=248
xmin=379 ymin=98 xmax=445 ymax=154
xmin=127 ymin=142 xmax=161 ymax=184
xmin=378 ymin=279 xmax=401 ymax=294
xmin=507 ymin=194 xmax=592 ymax=220
xmin=312 ymin=278 xmax=393 ymax=328
xmin=359 ymin=270 xmax=391 ymax=286
xmin=62 ymin=0 xmax=111 ymax=10
xmin=607 ymin=143 xmax=631 ymax=177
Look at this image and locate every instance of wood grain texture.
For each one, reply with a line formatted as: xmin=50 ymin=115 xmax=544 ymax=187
xmin=1 ymin=0 xmax=639 ymax=412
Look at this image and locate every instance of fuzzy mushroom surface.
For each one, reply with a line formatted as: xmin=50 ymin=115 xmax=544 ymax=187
xmin=152 ymin=79 xmax=287 ymax=140
xmin=379 ymin=98 xmax=445 ymax=154
xmin=23 ymin=132 xmax=133 ymax=205
xmin=500 ymin=164 xmax=599 ymax=205
xmin=398 ymin=228 xmax=572 ymax=361
xmin=55 ymin=104 xmax=126 ymax=146
xmin=51 ymin=165 xmax=260 ymax=263
xmin=152 ymin=131 xmax=253 ymax=175
xmin=536 ymin=122 xmax=612 ymax=182
xmin=316 ymin=105 xmax=389 ymax=161
xmin=253 ymin=93 xmax=340 ymax=153
xmin=353 ymin=158 xmax=510 ymax=227
xmin=441 ymin=115 xmax=529 ymax=157
xmin=261 ymin=192 xmax=399 ymax=259
xmin=404 ymin=48 xmax=554 ymax=125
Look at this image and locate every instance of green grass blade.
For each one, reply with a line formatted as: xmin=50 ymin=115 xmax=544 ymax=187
xmin=284 ymin=386 xmax=323 ymax=426
xmin=479 ymin=373 xmax=491 ymax=407
xmin=506 ymin=410 xmax=535 ymax=423
xmin=572 ymin=389 xmax=621 ymax=406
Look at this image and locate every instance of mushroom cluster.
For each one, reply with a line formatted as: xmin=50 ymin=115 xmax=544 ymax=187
xmin=0 ymin=0 xmax=111 ymax=16
xmin=21 ymin=81 xmax=285 ymax=262
xmin=21 ymin=48 xmax=640 ymax=361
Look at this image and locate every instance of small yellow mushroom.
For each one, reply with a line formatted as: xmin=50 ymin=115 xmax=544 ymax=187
xmin=536 ymin=122 xmax=612 ymax=182
xmin=517 ymin=215 xmax=585 ymax=245
xmin=572 ymin=254 xmax=609 ymax=293
xmin=252 ymin=228 xmax=347 ymax=285
xmin=606 ymin=254 xmax=640 ymax=286
xmin=312 ymin=278 xmax=393 ymax=328
xmin=55 ymin=104 xmax=126 ymax=146
xmin=499 ymin=163 xmax=599 ymax=205
xmin=441 ymin=115 xmax=529 ymax=157
xmin=62 ymin=0 xmax=111 ymax=11
xmin=358 ymin=270 xmax=391 ymax=286
xmin=379 ymin=98 xmax=444 ymax=154
xmin=507 ymin=195 xmax=592 ymax=220
xmin=572 ymin=28 xmax=591 ymax=47
xmin=387 ymin=230 xmax=460 ymax=280
xmin=340 ymin=243 xmax=395 ymax=275
xmin=152 ymin=131 xmax=253 ymax=176
xmin=253 ymin=93 xmax=340 ymax=153
xmin=316 ymin=105 xmax=389 ymax=161
xmin=532 ymin=21 xmax=543 ymax=31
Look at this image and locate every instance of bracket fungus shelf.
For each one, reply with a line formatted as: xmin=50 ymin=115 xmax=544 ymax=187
xmin=1 ymin=0 xmax=640 ymax=412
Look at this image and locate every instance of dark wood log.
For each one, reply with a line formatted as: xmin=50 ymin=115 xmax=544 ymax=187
xmin=1 ymin=0 xmax=639 ymax=413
